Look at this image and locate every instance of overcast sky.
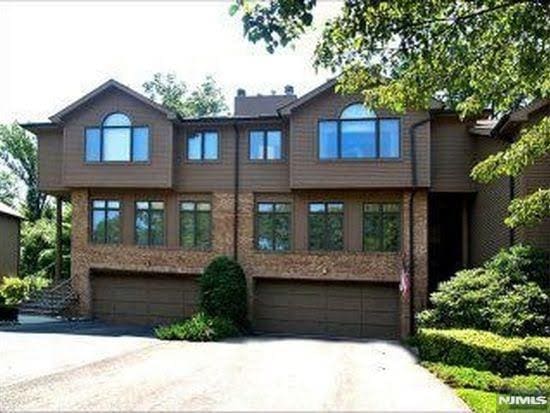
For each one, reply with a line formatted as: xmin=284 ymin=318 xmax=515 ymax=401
xmin=0 ymin=1 xmax=340 ymax=123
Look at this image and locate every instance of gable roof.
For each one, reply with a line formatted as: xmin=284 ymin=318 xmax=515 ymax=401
xmin=0 ymin=202 xmax=24 ymax=220
xmin=49 ymin=79 xmax=178 ymax=123
xmin=277 ymin=78 xmax=337 ymax=115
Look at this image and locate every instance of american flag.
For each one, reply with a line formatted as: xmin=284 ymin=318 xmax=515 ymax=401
xmin=400 ymin=267 xmax=410 ymax=298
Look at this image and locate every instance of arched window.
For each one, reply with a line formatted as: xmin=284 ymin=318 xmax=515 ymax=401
xmin=85 ymin=112 xmax=149 ymax=162
xmin=340 ymin=103 xmax=376 ymax=119
xmin=318 ymin=103 xmax=400 ymax=159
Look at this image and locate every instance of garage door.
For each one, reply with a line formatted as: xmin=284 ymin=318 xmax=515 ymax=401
xmin=92 ymin=272 xmax=199 ymax=325
xmin=254 ymin=279 xmax=400 ymax=339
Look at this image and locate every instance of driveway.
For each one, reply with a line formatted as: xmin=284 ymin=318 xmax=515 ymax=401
xmin=0 ymin=321 xmax=468 ymax=411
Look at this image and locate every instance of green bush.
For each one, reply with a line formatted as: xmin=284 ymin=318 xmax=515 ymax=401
xmin=418 ymin=244 xmax=549 ymax=336
xmin=154 ymin=312 xmax=240 ymax=342
xmin=200 ymin=256 xmax=247 ymax=327
xmin=423 ymin=362 xmax=550 ymax=394
xmin=455 ymin=389 xmax=500 ymax=413
xmin=412 ymin=329 xmax=550 ymax=376
xmin=0 ymin=276 xmax=51 ymax=305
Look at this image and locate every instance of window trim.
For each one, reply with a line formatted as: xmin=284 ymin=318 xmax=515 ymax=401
xmin=307 ymin=201 xmax=345 ymax=251
xmin=248 ymin=129 xmax=284 ymax=161
xmin=134 ymin=200 xmax=166 ymax=246
xmin=179 ymin=201 xmax=213 ymax=251
xmin=254 ymin=201 xmax=292 ymax=252
xmin=316 ymin=117 xmax=401 ymax=161
xmin=362 ymin=202 xmax=402 ymax=252
xmin=186 ymin=130 xmax=220 ymax=161
xmin=84 ymin=112 xmax=150 ymax=164
xmin=89 ymin=199 xmax=122 ymax=244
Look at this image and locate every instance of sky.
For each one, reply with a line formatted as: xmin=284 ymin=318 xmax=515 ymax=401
xmin=0 ymin=1 xmax=341 ymax=124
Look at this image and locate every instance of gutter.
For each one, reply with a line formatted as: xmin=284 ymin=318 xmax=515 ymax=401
xmin=232 ymin=122 xmax=240 ymax=260
xmin=408 ymin=116 xmax=430 ymax=335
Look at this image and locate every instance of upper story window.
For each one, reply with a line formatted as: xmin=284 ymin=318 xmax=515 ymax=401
xmin=180 ymin=201 xmax=212 ymax=250
xmin=187 ymin=131 xmax=219 ymax=160
xmin=363 ymin=203 xmax=401 ymax=252
xmin=256 ymin=202 xmax=291 ymax=251
xmin=308 ymin=202 xmax=344 ymax=251
xmin=91 ymin=200 xmax=121 ymax=244
xmin=85 ymin=112 xmax=149 ymax=162
xmin=249 ymin=130 xmax=282 ymax=160
xmin=318 ymin=103 xmax=400 ymax=159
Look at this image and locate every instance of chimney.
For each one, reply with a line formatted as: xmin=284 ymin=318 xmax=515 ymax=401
xmin=237 ymin=88 xmax=246 ymax=97
xmin=284 ymin=85 xmax=294 ymax=96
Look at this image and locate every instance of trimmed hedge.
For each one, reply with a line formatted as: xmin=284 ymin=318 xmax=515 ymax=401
xmin=155 ymin=312 xmax=240 ymax=342
xmin=423 ymin=362 xmax=550 ymax=395
xmin=412 ymin=329 xmax=550 ymax=376
xmin=200 ymin=256 xmax=247 ymax=327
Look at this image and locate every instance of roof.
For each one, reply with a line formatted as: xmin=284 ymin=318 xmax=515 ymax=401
xmin=278 ymin=78 xmax=338 ymax=115
xmin=235 ymin=94 xmax=297 ymax=117
xmin=0 ymin=202 xmax=24 ymax=220
xmin=49 ymin=79 xmax=178 ymax=123
xmin=469 ymin=119 xmax=499 ymax=137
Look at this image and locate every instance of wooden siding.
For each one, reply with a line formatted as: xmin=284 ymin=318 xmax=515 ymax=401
xmin=37 ymin=129 xmax=65 ymax=191
xmin=288 ymin=86 xmax=431 ymax=189
xmin=61 ymin=88 xmax=173 ymax=188
xmin=431 ymin=115 xmax=476 ymax=192
xmin=0 ymin=214 xmax=20 ymax=277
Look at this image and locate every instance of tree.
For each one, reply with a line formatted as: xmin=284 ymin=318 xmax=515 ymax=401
xmin=143 ymin=73 xmax=228 ymax=117
xmin=0 ymin=170 xmax=18 ymax=207
xmin=231 ymin=0 xmax=550 ymax=227
xmin=0 ymin=123 xmax=47 ymax=221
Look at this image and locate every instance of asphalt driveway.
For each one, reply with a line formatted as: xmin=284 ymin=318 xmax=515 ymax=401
xmin=0 ymin=321 xmax=468 ymax=411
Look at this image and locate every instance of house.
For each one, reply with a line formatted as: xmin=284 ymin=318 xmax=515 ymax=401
xmin=21 ymin=79 xmax=549 ymax=339
xmin=0 ymin=202 xmax=23 ymax=279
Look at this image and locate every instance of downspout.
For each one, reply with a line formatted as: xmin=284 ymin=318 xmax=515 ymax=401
xmin=232 ymin=122 xmax=240 ymax=260
xmin=509 ymin=176 xmax=515 ymax=246
xmin=408 ymin=116 xmax=430 ymax=335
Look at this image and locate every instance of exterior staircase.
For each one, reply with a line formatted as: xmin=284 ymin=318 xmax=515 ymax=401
xmin=19 ymin=279 xmax=78 ymax=316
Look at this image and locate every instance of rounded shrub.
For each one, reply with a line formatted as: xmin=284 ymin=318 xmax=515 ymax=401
xmin=200 ymin=256 xmax=247 ymax=327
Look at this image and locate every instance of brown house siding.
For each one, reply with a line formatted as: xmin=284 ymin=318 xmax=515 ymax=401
xmin=289 ymin=87 xmax=431 ymax=189
xmin=431 ymin=115 xmax=475 ymax=192
xmin=0 ymin=214 xmax=20 ymax=278
xmin=61 ymin=88 xmax=173 ymax=188
xmin=37 ymin=129 xmax=65 ymax=192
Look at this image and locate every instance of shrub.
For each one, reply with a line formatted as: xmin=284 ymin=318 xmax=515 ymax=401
xmin=423 ymin=362 xmax=550 ymax=394
xmin=155 ymin=312 xmax=240 ymax=342
xmin=412 ymin=329 xmax=550 ymax=376
xmin=200 ymin=256 xmax=247 ymax=327
xmin=418 ymin=244 xmax=549 ymax=336
xmin=0 ymin=276 xmax=51 ymax=305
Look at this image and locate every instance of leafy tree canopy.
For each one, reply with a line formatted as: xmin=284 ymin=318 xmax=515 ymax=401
xmin=0 ymin=123 xmax=48 ymax=221
xmin=143 ymin=73 xmax=228 ymax=117
xmin=231 ymin=0 xmax=550 ymax=227
xmin=0 ymin=170 xmax=18 ymax=207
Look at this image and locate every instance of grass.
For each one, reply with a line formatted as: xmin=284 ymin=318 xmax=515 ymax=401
xmin=455 ymin=388 xmax=500 ymax=413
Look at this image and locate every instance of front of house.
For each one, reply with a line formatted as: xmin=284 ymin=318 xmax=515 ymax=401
xmin=22 ymin=79 xmax=550 ymax=339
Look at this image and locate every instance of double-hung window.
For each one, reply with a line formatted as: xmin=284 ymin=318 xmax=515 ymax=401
xmin=363 ymin=203 xmax=401 ymax=251
xmin=91 ymin=200 xmax=121 ymax=244
xmin=180 ymin=201 xmax=212 ymax=250
xmin=256 ymin=202 xmax=291 ymax=251
xmin=187 ymin=132 xmax=219 ymax=160
xmin=135 ymin=201 xmax=165 ymax=246
xmin=249 ymin=130 xmax=282 ymax=160
xmin=85 ymin=113 xmax=149 ymax=162
xmin=318 ymin=103 xmax=400 ymax=159
xmin=308 ymin=202 xmax=344 ymax=251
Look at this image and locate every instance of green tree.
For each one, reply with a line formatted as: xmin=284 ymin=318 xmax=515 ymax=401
xmin=231 ymin=0 xmax=550 ymax=227
xmin=143 ymin=73 xmax=228 ymax=117
xmin=0 ymin=170 xmax=18 ymax=207
xmin=0 ymin=123 xmax=47 ymax=221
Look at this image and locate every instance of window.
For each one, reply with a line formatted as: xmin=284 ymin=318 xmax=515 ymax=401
xmin=135 ymin=201 xmax=165 ymax=246
xmin=318 ymin=103 xmax=400 ymax=159
xmin=249 ymin=130 xmax=282 ymax=160
xmin=187 ymin=132 xmax=218 ymax=160
xmin=256 ymin=202 xmax=291 ymax=251
xmin=91 ymin=200 xmax=121 ymax=244
xmin=180 ymin=201 xmax=212 ymax=250
xmin=308 ymin=202 xmax=344 ymax=251
xmin=85 ymin=113 xmax=149 ymax=162
xmin=363 ymin=203 xmax=401 ymax=251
